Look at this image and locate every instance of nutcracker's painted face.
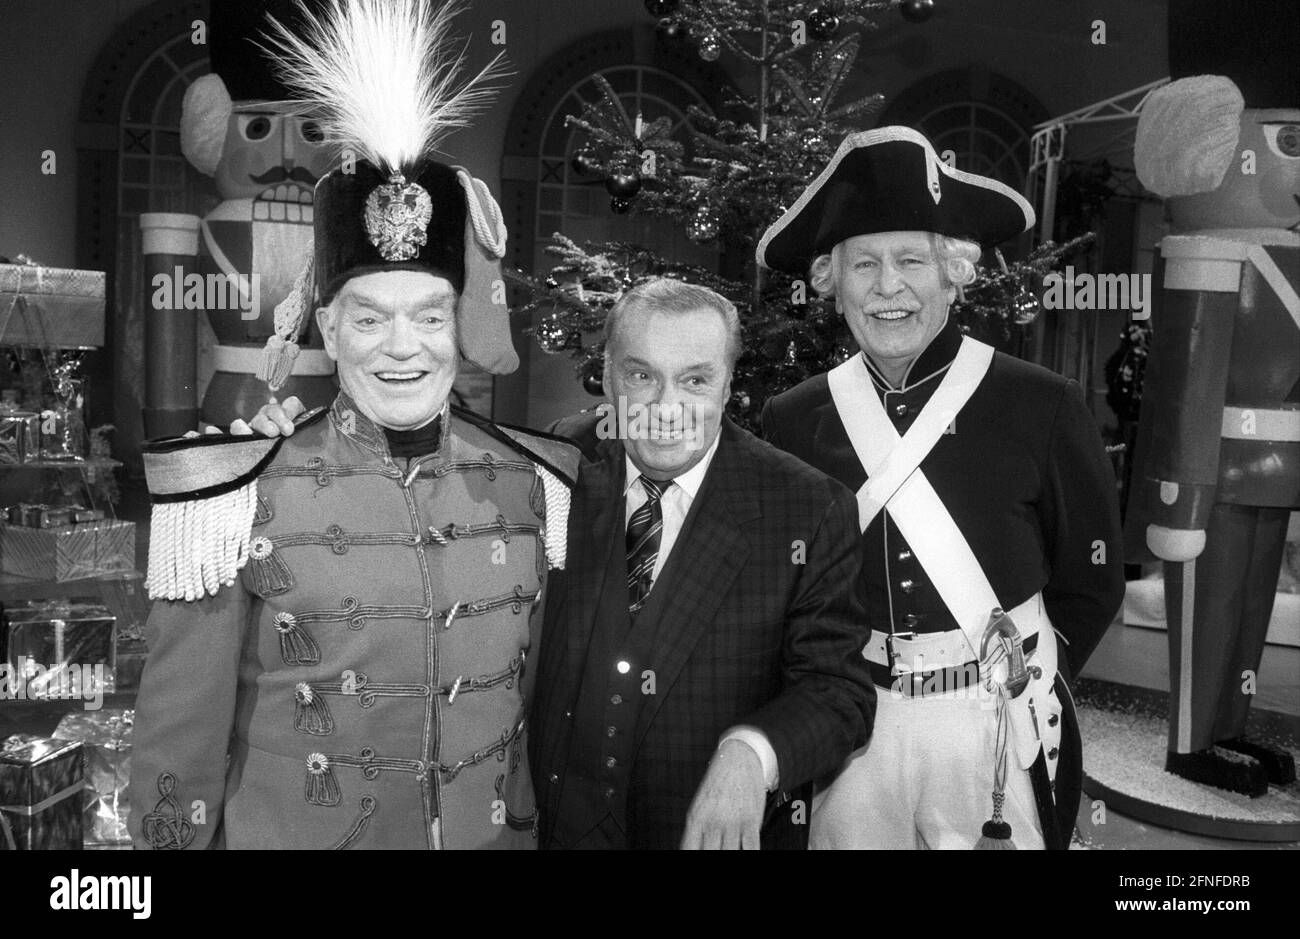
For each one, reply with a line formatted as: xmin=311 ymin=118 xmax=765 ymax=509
xmin=212 ymin=108 xmax=335 ymax=204
xmin=832 ymin=231 xmax=956 ymax=384
xmin=1172 ymin=109 xmax=1300 ymax=231
xmin=318 ymin=270 xmax=459 ymax=432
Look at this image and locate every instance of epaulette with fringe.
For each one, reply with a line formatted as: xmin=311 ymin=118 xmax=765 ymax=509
xmin=142 ymin=408 xmax=327 ymax=601
xmin=452 ymin=406 xmax=580 ymax=571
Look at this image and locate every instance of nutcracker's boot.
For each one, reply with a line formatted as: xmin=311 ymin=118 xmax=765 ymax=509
xmin=1214 ymin=737 xmax=1296 ymax=786
xmin=1165 ymin=748 xmax=1268 ymax=798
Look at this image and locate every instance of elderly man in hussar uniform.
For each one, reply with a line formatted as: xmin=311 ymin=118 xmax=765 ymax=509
xmin=128 ymin=0 xmax=579 ymax=850
xmin=758 ymin=127 xmax=1125 ymax=849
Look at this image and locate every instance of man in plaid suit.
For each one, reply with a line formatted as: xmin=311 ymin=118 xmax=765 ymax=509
xmin=531 ymin=278 xmax=876 ymax=850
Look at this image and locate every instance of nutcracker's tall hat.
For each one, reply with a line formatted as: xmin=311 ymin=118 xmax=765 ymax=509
xmin=757 ymin=126 xmax=1035 ymax=275
xmin=1135 ymin=0 xmax=1299 ymax=201
xmin=257 ymin=0 xmax=516 ymax=388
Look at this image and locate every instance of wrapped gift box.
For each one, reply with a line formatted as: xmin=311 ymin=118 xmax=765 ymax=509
xmin=112 ymin=634 xmax=148 ymax=690
xmin=1 ymin=519 xmax=134 ymax=581
xmin=0 ymin=412 xmax=38 ymax=464
xmin=0 ymin=264 xmax=106 ymax=349
xmin=0 ymin=734 xmax=84 ymax=850
xmin=2 ymin=524 xmax=98 ymax=581
xmin=52 ymin=710 xmax=133 ymax=847
xmin=1 ymin=600 xmax=116 ymax=700
xmin=87 ymin=520 xmax=135 ymax=574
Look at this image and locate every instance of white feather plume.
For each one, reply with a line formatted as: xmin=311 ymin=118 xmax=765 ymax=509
xmin=262 ymin=0 xmax=509 ymax=175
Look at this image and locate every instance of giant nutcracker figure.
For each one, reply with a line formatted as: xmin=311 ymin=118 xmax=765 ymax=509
xmin=1128 ymin=0 xmax=1299 ymax=796
xmin=141 ymin=0 xmax=337 ymax=437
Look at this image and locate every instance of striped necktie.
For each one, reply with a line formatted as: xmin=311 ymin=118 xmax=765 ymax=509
xmin=627 ymin=475 xmax=672 ymax=612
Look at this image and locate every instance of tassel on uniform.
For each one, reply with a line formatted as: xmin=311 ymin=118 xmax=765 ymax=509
xmin=258 ymin=334 xmax=301 ymax=391
xmin=535 ymin=465 xmax=571 ymax=570
xmin=274 ymin=612 xmax=320 ymax=666
xmin=976 ymin=791 xmax=1017 ymax=850
xmin=248 ymin=535 xmax=295 ymax=597
xmin=305 ymin=753 xmax=341 ymax=807
xmin=259 ymin=257 xmax=314 ymax=392
xmin=294 ymin=682 xmax=335 ymax=735
xmin=975 ymin=687 xmax=1018 ymax=850
xmin=145 ymin=482 xmax=258 ymax=602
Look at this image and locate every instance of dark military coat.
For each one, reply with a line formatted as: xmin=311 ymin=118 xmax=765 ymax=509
xmin=761 ymin=320 xmax=1126 ymax=847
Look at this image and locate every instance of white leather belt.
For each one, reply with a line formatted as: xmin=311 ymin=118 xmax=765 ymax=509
xmin=864 ymin=627 xmax=974 ymax=673
xmin=863 ymin=597 xmax=1043 ymax=674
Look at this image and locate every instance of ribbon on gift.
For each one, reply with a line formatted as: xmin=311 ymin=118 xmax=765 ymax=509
xmin=0 ymin=780 xmax=84 ymax=851
xmin=0 ymin=256 xmax=49 ymax=347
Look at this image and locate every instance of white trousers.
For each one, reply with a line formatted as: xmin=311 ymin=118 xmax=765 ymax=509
xmin=810 ymin=684 xmax=1045 ymax=850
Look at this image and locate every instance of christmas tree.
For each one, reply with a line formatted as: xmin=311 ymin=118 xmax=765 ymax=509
xmin=509 ymin=0 xmax=1093 ymax=429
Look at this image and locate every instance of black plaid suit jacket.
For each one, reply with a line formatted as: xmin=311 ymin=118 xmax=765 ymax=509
xmin=530 ymin=415 xmax=876 ymax=849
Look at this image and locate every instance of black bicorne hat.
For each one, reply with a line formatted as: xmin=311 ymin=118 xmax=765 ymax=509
xmin=757 ymin=126 xmax=1035 ymax=275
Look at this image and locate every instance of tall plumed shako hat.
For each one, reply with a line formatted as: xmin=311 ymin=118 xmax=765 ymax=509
xmin=257 ymin=0 xmax=515 ymax=389
xmin=756 ymin=126 xmax=1036 ymax=275
xmin=143 ymin=0 xmax=517 ymax=604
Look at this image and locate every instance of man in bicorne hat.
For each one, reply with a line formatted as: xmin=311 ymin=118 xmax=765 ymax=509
xmin=758 ymin=126 xmax=1125 ymax=849
xmin=128 ymin=0 xmax=578 ymax=850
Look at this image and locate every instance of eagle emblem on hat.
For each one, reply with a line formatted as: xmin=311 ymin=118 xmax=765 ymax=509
xmin=363 ymin=173 xmax=434 ymax=261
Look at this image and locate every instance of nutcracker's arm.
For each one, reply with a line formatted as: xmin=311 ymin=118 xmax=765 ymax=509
xmin=1126 ymin=240 xmax=1237 ymax=561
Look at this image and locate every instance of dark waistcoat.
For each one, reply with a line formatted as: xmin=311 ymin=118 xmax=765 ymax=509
xmin=551 ymin=483 xmax=691 ymax=848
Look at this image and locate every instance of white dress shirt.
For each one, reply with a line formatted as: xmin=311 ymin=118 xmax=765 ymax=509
xmin=622 ymin=433 xmax=780 ymax=792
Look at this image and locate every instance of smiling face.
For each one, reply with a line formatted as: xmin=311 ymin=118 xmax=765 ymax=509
xmin=605 ymin=304 xmax=732 ymax=480
xmin=833 ymin=231 xmax=956 ymax=383
xmin=317 ymin=270 xmax=458 ymax=431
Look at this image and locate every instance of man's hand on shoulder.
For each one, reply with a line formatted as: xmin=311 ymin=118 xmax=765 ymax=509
xmin=680 ymin=739 xmax=767 ymax=850
xmin=179 ymin=396 xmax=305 ymax=439
xmin=247 ymin=395 xmax=307 ymax=437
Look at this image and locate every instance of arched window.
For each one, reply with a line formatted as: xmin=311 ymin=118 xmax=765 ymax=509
xmin=536 ymin=65 xmax=713 ymax=270
xmin=879 ymin=68 xmax=1047 ymax=192
xmin=497 ymin=28 xmax=729 ymax=427
xmin=76 ymin=0 xmax=208 ymax=476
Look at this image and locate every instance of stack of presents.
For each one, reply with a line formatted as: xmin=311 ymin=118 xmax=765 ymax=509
xmin=0 ymin=598 xmax=146 ymax=849
xmin=1 ymin=260 xmax=147 ymax=849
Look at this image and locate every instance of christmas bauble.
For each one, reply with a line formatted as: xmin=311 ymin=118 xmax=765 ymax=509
xmin=605 ymin=170 xmax=642 ymax=198
xmin=900 ymin=0 xmax=935 ymax=23
xmin=536 ymin=319 xmax=570 ymax=353
xmin=686 ymin=205 xmax=720 ymax=243
xmin=570 ymin=147 xmax=599 ymax=176
xmin=1012 ymin=286 xmax=1040 ymax=325
xmin=583 ymin=372 xmax=605 ymax=396
xmin=644 ymin=0 xmax=679 ymax=16
xmin=657 ymin=17 xmax=681 ymax=39
xmin=807 ymin=7 xmax=840 ymax=41
xmin=698 ymin=31 xmax=721 ymax=61
xmin=610 ymin=196 xmax=634 ymax=214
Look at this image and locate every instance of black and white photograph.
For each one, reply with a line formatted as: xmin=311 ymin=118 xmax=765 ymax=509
xmin=0 ymin=0 xmax=1295 ymax=916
